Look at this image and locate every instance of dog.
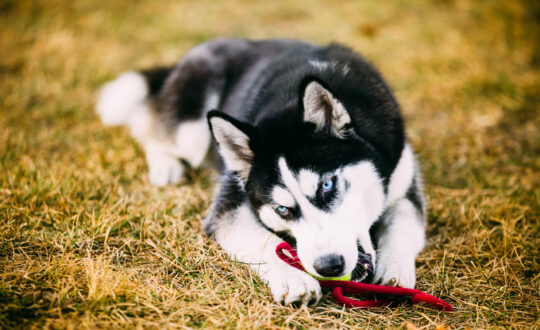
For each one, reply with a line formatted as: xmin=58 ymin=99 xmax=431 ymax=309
xmin=96 ymin=38 xmax=426 ymax=306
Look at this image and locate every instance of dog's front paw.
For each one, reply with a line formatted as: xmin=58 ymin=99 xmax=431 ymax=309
xmin=266 ymin=269 xmax=321 ymax=307
xmin=373 ymin=255 xmax=416 ymax=288
xmin=146 ymin=152 xmax=184 ymax=186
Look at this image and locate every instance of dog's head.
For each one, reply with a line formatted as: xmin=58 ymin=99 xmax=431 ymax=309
xmin=208 ymin=79 xmax=390 ymax=281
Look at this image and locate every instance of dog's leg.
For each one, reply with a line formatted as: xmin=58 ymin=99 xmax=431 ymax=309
xmin=209 ymin=204 xmax=322 ymax=306
xmin=372 ymin=196 xmax=426 ymax=288
xmin=97 ymin=39 xmax=251 ymax=185
xmin=204 ymin=178 xmax=322 ymax=306
xmin=141 ymin=117 xmax=212 ymax=186
xmin=96 ymin=68 xmax=192 ymax=186
xmin=370 ymin=144 xmax=426 ymax=288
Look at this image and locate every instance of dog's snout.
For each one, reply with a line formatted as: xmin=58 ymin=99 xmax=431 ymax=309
xmin=313 ymin=254 xmax=345 ymax=277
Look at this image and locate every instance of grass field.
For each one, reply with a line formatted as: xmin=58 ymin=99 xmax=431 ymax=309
xmin=1 ymin=0 xmax=538 ymax=328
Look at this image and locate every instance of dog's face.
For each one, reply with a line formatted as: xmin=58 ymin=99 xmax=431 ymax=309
xmin=209 ymin=80 xmax=387 ymax=281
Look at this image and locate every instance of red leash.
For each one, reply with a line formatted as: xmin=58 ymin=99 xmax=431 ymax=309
xmin=276 ymin=242 xmax=452 ymax=311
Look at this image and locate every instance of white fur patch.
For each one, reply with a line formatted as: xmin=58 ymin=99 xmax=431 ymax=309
xmin=205 ymin=93 xmax=220 ymax=111
xmin=145 ymin=144 xmax=183 ymax=186
xmin=272 ymin=186 xmax=296 ymax=208
xmin=212 ymin=202 xmax=322 ymax=305
xmin=258 ymin=205 xmax=289 ymax=232
xmin=213 ymin=204 xmax=275 ymax=265
xmin=308 ymin=60 xmax=330 ymax=70
xmin=126 ymin=102 xmax=155 ymax=143
xmin=298 ymin=169 xmax=319 ymax=198
xmin=277 ymin=158 xmax=309 ymax=208
xmin=96 ymin=71 xmax=148 ymax=126
xmin=173 ymin=118 xmax=211 ymax=167
xmin=386 ymin=144 xmax=415 ymax=206
xmin=342 ymin=162 xmax=385 ymax=226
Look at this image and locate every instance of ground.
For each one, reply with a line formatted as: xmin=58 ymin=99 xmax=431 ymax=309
xmin=0 ymin=0 xmax=538 ymax=328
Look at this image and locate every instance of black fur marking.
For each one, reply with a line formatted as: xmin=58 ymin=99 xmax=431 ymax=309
xmin=211 ymin=174 xmax=247 ymax=222
xmin=406 ymin=175 xmax=425 ymax=218
xmin=157 ymin=58 xmax=214 ymax=124
xmin=309 ymin=176 xmax=338 ymax=212
xmin=344 ymin=179 xmax=351 ymax=191
xmin=369 ymin=211 xmax=388 ymax=252
xmin=275 ymin=204 xmax=302 ymax=221
xmin=275 ymin=231 xmax=297 ymax=248
xmin=350 ymin=240 xmax=374 ymax=282
xmin=140 ymin=66 xmax=174 ymax=96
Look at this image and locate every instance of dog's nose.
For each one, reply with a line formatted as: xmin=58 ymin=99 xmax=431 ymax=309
xmin=313 ymin=254 xmax=345 ymax=277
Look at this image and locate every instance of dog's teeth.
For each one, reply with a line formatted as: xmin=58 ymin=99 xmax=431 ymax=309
xmin=361 ymin=270 xmax=368 ymax=281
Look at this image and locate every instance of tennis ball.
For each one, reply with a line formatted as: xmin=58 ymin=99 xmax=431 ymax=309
xmin=309 ymin=272 xmax=352 ymax=281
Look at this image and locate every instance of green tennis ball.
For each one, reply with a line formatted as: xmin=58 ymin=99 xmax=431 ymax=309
xmin=309 ymin=272 xmax=352 ymax=281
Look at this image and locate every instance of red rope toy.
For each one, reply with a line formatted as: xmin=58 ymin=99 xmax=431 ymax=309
xmin=276 ymin=242 xmax=452 ymax=311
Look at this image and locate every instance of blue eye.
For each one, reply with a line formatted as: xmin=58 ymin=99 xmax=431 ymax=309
xmin=322 ymin=179 xmax=334 ymax=193
xmin=275 ymin=205 xmax=290 ymax=216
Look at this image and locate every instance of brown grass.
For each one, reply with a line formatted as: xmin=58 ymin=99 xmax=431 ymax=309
xmin=0 ymin=0 xmax=538 ymax=328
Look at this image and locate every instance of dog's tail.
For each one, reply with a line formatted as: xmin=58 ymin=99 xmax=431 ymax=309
xmin=96 ymin=66 xmax=173 ymax=126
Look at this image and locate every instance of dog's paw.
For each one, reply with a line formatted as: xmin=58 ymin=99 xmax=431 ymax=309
xmin=266 ymin=269 xmax=321 ymax=307
xmin=373 ymin=255 xmax=416 ymax=288
xmin=146 ymin=152 xmax=183 ymax=186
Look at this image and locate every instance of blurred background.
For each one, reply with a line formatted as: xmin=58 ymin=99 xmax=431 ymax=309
xmin=0 ymin=0 xmax=538 ymax=328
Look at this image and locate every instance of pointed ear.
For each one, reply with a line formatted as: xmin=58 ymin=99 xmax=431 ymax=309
xmin=302 ymin=80 xmax=352 ymax=138
xmin=207 ymin=111 xmax=255 ymax=183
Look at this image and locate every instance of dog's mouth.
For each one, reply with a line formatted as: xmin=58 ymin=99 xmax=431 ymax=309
xmin=351 ymin=254 xmax=374 ymax=283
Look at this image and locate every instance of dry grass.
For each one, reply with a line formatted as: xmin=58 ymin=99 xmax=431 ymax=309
xmin=0 ymin=0 xmax=538 ymax=328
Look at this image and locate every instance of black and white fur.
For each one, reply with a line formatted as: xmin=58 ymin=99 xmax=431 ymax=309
xmin=97 ymin=38 xmax=426 ymax=306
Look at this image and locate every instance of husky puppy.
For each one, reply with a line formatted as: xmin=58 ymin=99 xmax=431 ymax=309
xmin=97 ymin=38 xmax=426 ymax=306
